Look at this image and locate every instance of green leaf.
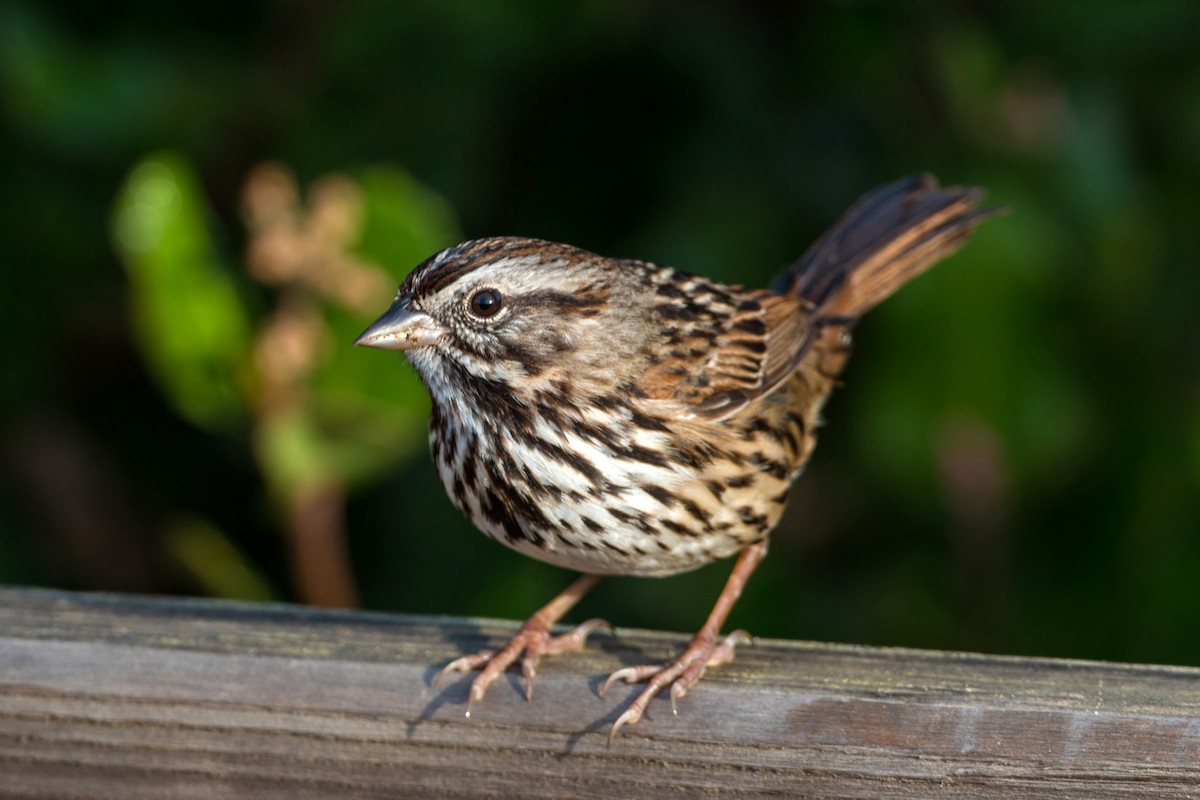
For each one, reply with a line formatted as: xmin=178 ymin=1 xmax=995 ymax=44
xmin=306 ymin=166 xmax=461 ymax=487
xmin=256 ymin=409 xmax=329 ymax=496
xmin=112 ymin=152 xmax=251 ymax=430
xmin=355 ymin=165 xmax=461 ymax=279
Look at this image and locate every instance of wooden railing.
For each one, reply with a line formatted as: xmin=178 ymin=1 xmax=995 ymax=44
xmin=1 ymin=587 xmax=1198 ymax=798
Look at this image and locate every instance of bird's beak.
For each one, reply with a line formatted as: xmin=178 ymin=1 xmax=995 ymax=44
xmin=354 ymin=299 xmax=445 ymax=350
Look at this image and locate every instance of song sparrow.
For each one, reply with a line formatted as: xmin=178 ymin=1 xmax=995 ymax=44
xmin=356 ymin=174 xmax=997 ymax=742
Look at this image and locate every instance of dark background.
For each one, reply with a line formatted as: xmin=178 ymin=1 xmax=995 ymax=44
xmin=2 ymin=1 xmax=1198 ymax=666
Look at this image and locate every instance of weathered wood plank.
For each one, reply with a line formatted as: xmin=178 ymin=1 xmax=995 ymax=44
xmin=0 ymin=587 xmax=1197 ymax=798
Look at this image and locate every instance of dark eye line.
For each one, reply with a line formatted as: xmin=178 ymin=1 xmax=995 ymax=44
xmin=522 ymin=289 xmax=606 ymax=310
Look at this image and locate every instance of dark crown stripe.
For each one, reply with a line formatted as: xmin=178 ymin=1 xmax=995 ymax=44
xmin=411 ymin=237 xmax=555 ymax=297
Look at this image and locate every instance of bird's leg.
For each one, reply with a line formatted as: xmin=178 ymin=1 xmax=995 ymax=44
xmin=435 ymin=573 xmax=606 ymax=715
xmin=600 ymin=542 xmax=766 ymax=744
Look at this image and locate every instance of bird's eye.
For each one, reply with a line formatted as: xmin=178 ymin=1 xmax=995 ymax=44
xmin=468 ymin=288 xmax=504 ymax=319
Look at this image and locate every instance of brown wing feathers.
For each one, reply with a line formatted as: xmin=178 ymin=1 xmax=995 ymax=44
xmin=647 ymin=175 xmax=997 ymax=419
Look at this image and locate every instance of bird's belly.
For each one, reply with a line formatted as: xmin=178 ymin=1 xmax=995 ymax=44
xmin=430 ymin=417 xmax=790 ymax=577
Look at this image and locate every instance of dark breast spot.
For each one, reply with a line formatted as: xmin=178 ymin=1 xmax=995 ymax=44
xmin=643 ymin=484 xmax=678 ymax=507
xmin=725 ymin=473 xmax=756 ymax=489
xmin=661 ymin=519 xmax=694 ymax=537
xmin=581 ymin=516 xmax=605 ymax=534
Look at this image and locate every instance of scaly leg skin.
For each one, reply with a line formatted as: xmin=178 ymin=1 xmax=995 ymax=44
xmin=599 ymin=542 xmax=767 ymax=745
xmin=435 ymin=573 xmax=606 ymax=716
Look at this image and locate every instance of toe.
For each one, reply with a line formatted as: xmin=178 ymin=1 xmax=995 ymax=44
xmin=433 ymin=650 xmax=495 ymax=688
xmin=520 ymin=649 xmax=542 ymax=701
xmin=707 ymin=629 xmax=752 ymax=667
xmin=601 ymin=628 xmax=753 ymax=736
xmin=599 ymin=663 xmax=663 ymax=697
xmin=541 ymin=617 xmax=610 ymax=656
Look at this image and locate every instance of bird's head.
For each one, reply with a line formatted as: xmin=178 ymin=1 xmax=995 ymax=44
xmin=356 ymin=237 xmax=641 ymax=398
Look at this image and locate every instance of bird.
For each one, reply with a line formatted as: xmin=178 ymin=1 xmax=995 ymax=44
xmin=355 ymin=174 xmax=998 ymax=743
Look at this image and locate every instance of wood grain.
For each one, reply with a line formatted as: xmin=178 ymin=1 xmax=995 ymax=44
xmin=1 ymin=587 xmax=1198 ymax=798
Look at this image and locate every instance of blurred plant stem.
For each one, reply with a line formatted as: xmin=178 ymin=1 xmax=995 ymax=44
xmin=283 ymin=479 xmax=357 ymax=607
xmin=240 ymin=164 xmax=387 ymax=607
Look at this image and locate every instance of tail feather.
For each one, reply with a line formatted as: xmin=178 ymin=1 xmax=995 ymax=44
xmin=773 ymin=174 xmax=1001 ymax=320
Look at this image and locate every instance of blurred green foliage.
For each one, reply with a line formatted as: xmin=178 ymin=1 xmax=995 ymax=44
xmin=108 ymin=152 xmax=458 ymax=599
xmin=1 ymin=1 xmax=1198 ymax=666
xmin=114 ymin=154 xmax=251 ymax=430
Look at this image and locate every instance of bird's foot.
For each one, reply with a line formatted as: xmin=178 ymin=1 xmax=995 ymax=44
xmin=599 ymin=629 xmax=752 ymax=745
xmin=435 ymin=616 xmax=609 ymax=716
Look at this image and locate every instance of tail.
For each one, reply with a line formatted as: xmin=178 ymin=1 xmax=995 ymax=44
xmin=773 ymin=174 xmax=1000 ymax=320
xmin=773 ymin=176 xmax=1001 ymax=426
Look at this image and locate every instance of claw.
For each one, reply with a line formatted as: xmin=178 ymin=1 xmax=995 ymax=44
xmin=606 ymin=705 xmax=643 ymax=748
xmin=465 ymin=681 xmax=486 ymax=718
xmin=427 ymin=574 xmax=606 ymax=717
xmin=433 ymin=650 xmax=494 ymax=689
xmin=598 ymin=668 xmax=629 ymax=698
xmin=521 ymin=655 xmax=539 ymax=701
xmin=599 ymin=663 xmax=661 ymax=698
xmin=603 ymin=543 xmax=766 ymax=745
xmin=522 ymin=616 xmax=610 ymax=701
xmin=669 ymin=681 xmax=686 ymax=715
xmin=602 ymin=626 xmax=755 ymax=743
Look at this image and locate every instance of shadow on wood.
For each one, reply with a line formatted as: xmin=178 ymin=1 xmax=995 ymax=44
xmin=1 ymin=587 xmax=1198 ymax=798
